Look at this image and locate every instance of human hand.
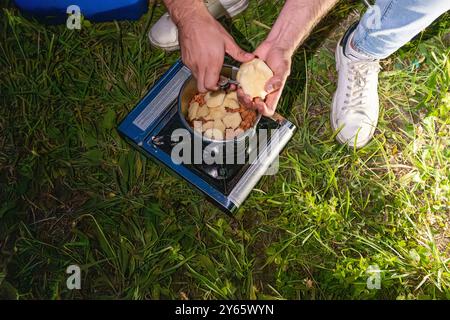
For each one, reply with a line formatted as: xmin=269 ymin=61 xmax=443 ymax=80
xmin=237 ymin=41 xmax=292 ymax=116
xmin=177 ymin=8 xmax=254 ymax=93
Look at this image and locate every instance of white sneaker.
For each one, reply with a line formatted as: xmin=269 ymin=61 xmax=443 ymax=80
xmin=331 ymin=26 xmax=381 ymax=148
xmin=149 ymin=0 xmax=249 ymax=51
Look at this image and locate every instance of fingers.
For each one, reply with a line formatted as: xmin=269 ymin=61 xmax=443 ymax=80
xmin=237 ymin=88 xmax=255 ymax=110
xmin=204 ymin=63 xmax=221 ymax=91
xmin=196 ymin=67 xmax=207 ymax=93
xmin=261 ymin=91 xmax=281 ymax=116
xmin=262 ymin=63 xmax=290 ymax=115
xmin=183 ymin=59 xmax=208 ymax=93
xmin=253 ymin=41 xmax=271 ymax=61
xmin=224 ymin=37 xmax=254 ymax=63
xmin=238 ymin=87 xmax=279 ymax=117
xmin=254 ymin=98 xmax=267 ymax=114
xmin=191 ymin=62 xmax=220 ymax=92
xmin=260 ymin=75 xmax=283 ymax=115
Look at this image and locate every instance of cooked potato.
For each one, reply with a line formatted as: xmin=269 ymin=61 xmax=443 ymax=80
xmin=222 ymin=112 xmax=242 ymax=129
xmin=188 ymin=102 xmax=200 ymax=121
xmin=202 ymin=121 xmax=214 ymax=132
xmin=188 ymin=88 xmax=257 ymax=141
xmin=204 ymin=128 xmax=224 ymax=140
xmin=226 ymin=91 xmax=238 ymax=102
xmin=205 ymin=106 xmax=226 ymax=121
xmin=196 ymin=104 xmax=209 ymax=118
xmin=214 ymin=119 xmax=226 ymax=133
xmin=222 ymin=91 xmax=240 ymax=109
xmin=205 ymin=91 xmax=226 ymax=108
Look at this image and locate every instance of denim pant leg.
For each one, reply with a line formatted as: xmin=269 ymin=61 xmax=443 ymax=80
xmin=352 ymin=0 xmax=450 ymax=59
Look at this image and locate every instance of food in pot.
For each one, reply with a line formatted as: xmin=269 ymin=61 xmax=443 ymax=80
xmin=222 ymin=91 xmax=240 ymax=109
xmin=187 ymin=89 xmax=258 ymax=140
xmin=205 ymin=105 xmax=226 ymax=121
xmin=222 ymin=112 xmax=242 ymax=129
xmin=236 ymin=58 xmax=273 ymax=99
xmin=205 ymin=91 xmax=226 ymax=108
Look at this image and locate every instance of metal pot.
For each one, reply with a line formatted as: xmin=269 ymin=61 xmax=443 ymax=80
xmin=178 ymin=65 xmax=261 ymax=165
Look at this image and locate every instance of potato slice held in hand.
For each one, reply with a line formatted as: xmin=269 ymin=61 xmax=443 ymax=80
xmin=237 ymin=58 xmax=273 ymax=99
xmin=205 ymin=91 xmax=226 ymax=108
xmin=222 ymin=112 xmax=242 ymax=130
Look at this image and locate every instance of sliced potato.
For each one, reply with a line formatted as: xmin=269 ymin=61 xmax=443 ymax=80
xmin=222 ymin=112 xmax=242 ymax=129
xmin=188 ymin=102 xmax=200 ymax=121
xmin=222 ymin=91 xmax=240 ymax=109
xmin=237 ymin=58 xmax=273 ymax=99
xmin=204 ymin=128 xmax=213 ymax=139
xmin=196 ymin=104 xmax=209 ymax=119
xmin=226 ymin=91 xmax=238 ymax=102
xmin=223 ymin=98 xmax=239 ymax=110
xmin=205 ymin=91 xmax=226 ymax=108
xmin=205 ymin=106 xmax=226 ymax=121
xmin=212 ymin=129 xmax=224 ymax=140
xmin=201 ymin=121 xmax=214 ymax=132
xmin=213 ymin=119 xmax=226 ymax=133
xmin=204 ymin=128 xmax=224 ymax=140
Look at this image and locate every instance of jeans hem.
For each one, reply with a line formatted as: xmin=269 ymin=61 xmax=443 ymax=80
xmin=352 ymin=0 xmax=398 ymax=59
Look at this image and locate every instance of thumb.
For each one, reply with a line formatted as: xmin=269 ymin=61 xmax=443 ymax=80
xmin=225 ymin=38 xmax=254 ymax=63
xmin=265 ymin=76 xmax=283 ymax=94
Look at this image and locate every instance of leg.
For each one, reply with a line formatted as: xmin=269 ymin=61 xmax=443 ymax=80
xmin=353 ymin=0 xmax=450 ymax=59
xmin=331 ymin=0 xmax=449 ymax=148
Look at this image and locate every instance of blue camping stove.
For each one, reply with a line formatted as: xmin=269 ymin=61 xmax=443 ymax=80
xmin=118 ymin=61 xmax=296 ymax=214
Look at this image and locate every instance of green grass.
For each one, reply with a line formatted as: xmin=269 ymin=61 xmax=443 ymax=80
xmin=1 ymin=0 xmax=449 ymax=299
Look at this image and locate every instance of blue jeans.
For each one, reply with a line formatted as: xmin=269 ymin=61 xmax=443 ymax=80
xmin=353 ymin=0 xmax=450 ymax=59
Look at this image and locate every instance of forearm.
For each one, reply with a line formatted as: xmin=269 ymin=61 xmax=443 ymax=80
xmin=266 ymin=0 xmax=339 ymax=54
xmin=162 ymin=0 xmax=210 ymax=25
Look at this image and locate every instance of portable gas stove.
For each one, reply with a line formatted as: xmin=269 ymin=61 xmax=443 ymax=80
xmin=118 ymin=60 xmax=296 ymax=214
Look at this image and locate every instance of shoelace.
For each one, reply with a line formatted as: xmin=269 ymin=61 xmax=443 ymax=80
xmin=343 ymin=60 xmax=380 ymax=113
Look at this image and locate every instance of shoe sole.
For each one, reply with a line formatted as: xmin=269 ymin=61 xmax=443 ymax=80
xmin=148 ymin=36 xmax=180 ymax=52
